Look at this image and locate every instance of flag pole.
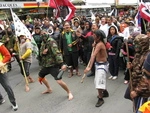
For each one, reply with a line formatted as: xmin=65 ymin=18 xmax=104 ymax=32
xmin=142 ymin=18 xmax=147 ymax=33
xmin=16 ymin=38 xmax=29 ymax=90
xmin=47 ymin=7 xmax=49 ymax=17
xmin=3 ymin=13 xmax=8 ymax=39
xmin=47 ymin=0 xmax=49 ymax=17
xmin=53 ymin=0 xmax=60 ymax=18
xmin=125 ymin=39 xmax=135 ymax=113
xmin=53 ymin=0 xmax=60 ymax=11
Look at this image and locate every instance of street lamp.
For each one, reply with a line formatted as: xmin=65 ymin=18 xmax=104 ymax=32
xmin=37 ymin=2 xmax=40 ymax=17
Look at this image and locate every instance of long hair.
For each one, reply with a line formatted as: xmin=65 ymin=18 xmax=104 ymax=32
xmin=93 ymin=30 xmax=106 ymax=44
xmin=107 ymin=25 xmax=118 ymax=37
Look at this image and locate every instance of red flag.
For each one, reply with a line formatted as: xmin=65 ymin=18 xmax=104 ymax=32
xmin=139 ymin=2 xmax=150 ymax=22
xmin=49 ymin=0 xmax=57 ymax=8
xmin=49 ymin=0 xmax=76 ymax=21
xmin=49 ymin=0 xmax=60 ymax=19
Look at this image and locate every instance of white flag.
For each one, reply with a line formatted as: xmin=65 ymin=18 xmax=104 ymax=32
xmin=108 ymin=9 xmax=114 ymax=16
xmin=10 ymin=9 xmax=39 ymax=57
xmin=90 ymin=10 xmax=96 ymax=21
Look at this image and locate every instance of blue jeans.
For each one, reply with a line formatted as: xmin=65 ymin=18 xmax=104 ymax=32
xmin=0 ymin=73 xmax=16 ymax=104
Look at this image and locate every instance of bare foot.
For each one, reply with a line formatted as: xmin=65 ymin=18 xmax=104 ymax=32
xmin=28 ymin=77 xmax=34 ymax=83
xmin=76 ymin=72 xmax=81 ymax=76
xmin=25 ymin=85 xmax=30 ymax=92
xmin=29 ymin=79 xmax=34 ymax=83
xmin=68 ymin=93 xmax=73 ymax=101
xmin=68 ymin=73 xmax=73 ymax=78
xmin=42 ymin=89 xmax=52 ymax=94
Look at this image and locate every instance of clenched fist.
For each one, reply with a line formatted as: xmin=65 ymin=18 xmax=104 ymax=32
xmin=0 ymin=62 xmax=5 ymax=67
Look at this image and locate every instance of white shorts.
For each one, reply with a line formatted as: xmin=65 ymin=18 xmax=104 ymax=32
xmin=94 ymin=63 xmax=108 ymax=89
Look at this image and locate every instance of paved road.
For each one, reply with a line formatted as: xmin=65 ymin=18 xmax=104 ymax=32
xmin=0 ymin=59 xmax=133 ymax=113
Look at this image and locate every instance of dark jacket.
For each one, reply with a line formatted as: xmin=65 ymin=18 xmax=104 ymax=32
xmin=51 ymin=29 xmax=60 ymax=46
xmin=107 ymin=35 xmax=123 ymax=57
xmin=81 ymin=30 xmax=94 ymax=52
xmin=122 ymin=39 xmax=135 ymax=60
xmin=33 ymin=34 xmax=42 ymax=50
xmin=40 ymin=37 xmax=64 ymax=67
xmin=60 ymin=30 xmax=79 ymax=55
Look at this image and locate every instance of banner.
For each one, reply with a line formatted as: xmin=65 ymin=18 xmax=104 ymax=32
xmin=10 ymin=9 xmax=39 ymax=57
xmin=139 ymin=1 xmax=150 ymax=22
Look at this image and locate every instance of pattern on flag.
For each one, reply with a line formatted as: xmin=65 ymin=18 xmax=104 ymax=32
xmin=135 ymin=10 xmax=141 ymax=32
xmin=10 ymin=9 xmax=39 ymax=57
xmin=49 ymin=0 xmax=76 ymax=21
xmin=139 ymin=1 xmax=150 ymax=22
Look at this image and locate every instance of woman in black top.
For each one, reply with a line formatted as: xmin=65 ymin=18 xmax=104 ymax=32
xmin=107 ymin=25 xmax=123 ymax=80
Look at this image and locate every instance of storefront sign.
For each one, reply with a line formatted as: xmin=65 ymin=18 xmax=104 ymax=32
xmin=0 ymin=2 xmax=48 ymax=9
xmin=0 ymin=2 xmax=23 ymax=9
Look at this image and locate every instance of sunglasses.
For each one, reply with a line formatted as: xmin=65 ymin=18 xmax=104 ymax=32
xmin=143 ymin=72 xmax=150 ymax=80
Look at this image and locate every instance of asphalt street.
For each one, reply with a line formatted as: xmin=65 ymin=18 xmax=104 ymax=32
xmin=0 ymin=59 xmax=133 ymax=113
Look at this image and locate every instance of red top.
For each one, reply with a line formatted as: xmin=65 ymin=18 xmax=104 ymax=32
xmin=0 ymin=45 xmax=11 ymax=63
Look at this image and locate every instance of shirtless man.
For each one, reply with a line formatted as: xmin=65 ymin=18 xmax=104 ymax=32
xmin=84 ymin=29 xmax=109 ymax=107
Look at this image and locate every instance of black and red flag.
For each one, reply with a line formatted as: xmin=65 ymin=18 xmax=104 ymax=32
xmin=49 ymin=0 xmax=76 ymax=21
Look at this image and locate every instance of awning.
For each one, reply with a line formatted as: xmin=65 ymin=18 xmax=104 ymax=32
xmin=117 ymin=0 xmax=138 ymax=6
xmin=71 ymin=0 xmax=86 ymax=3
xmin=75 ymin=5 xmax=111 ymax=9
xmin=86 ymin=0 xmax=115 ymax=5
xmin=24 ymin=2 xmax=48 ymax=8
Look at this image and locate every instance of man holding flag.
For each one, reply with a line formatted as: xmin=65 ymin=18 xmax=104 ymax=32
xmin=18 ymin=34 xmax=34 ymax=92
xmin=10 ymin=9 xmax=38 ymax=92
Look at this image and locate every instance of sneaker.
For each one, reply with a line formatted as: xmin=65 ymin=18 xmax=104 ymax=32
xmin=12 ymin=103 xmax=18 ymax=111
xmin=112 ymin=76 xmax=118 ymax=80
xmin=108 ymin=76 xmax=113 ymax=80
xmin=95 ymin=98 xmax=104 ymax=107
xmin=124 ymin=80 xmax=129 ymax=84
xmin=0 ymin=99 xmax=5 ymax=105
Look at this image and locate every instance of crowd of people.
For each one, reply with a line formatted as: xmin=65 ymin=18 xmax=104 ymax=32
xmin=0 ymin=6 xmax=150 ymax=113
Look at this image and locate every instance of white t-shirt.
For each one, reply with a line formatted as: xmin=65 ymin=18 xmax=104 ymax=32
xmin=100 ymin=23 xmax=117 ymax=37
xmin=99 ymin=24 xmax=108 ymax=37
